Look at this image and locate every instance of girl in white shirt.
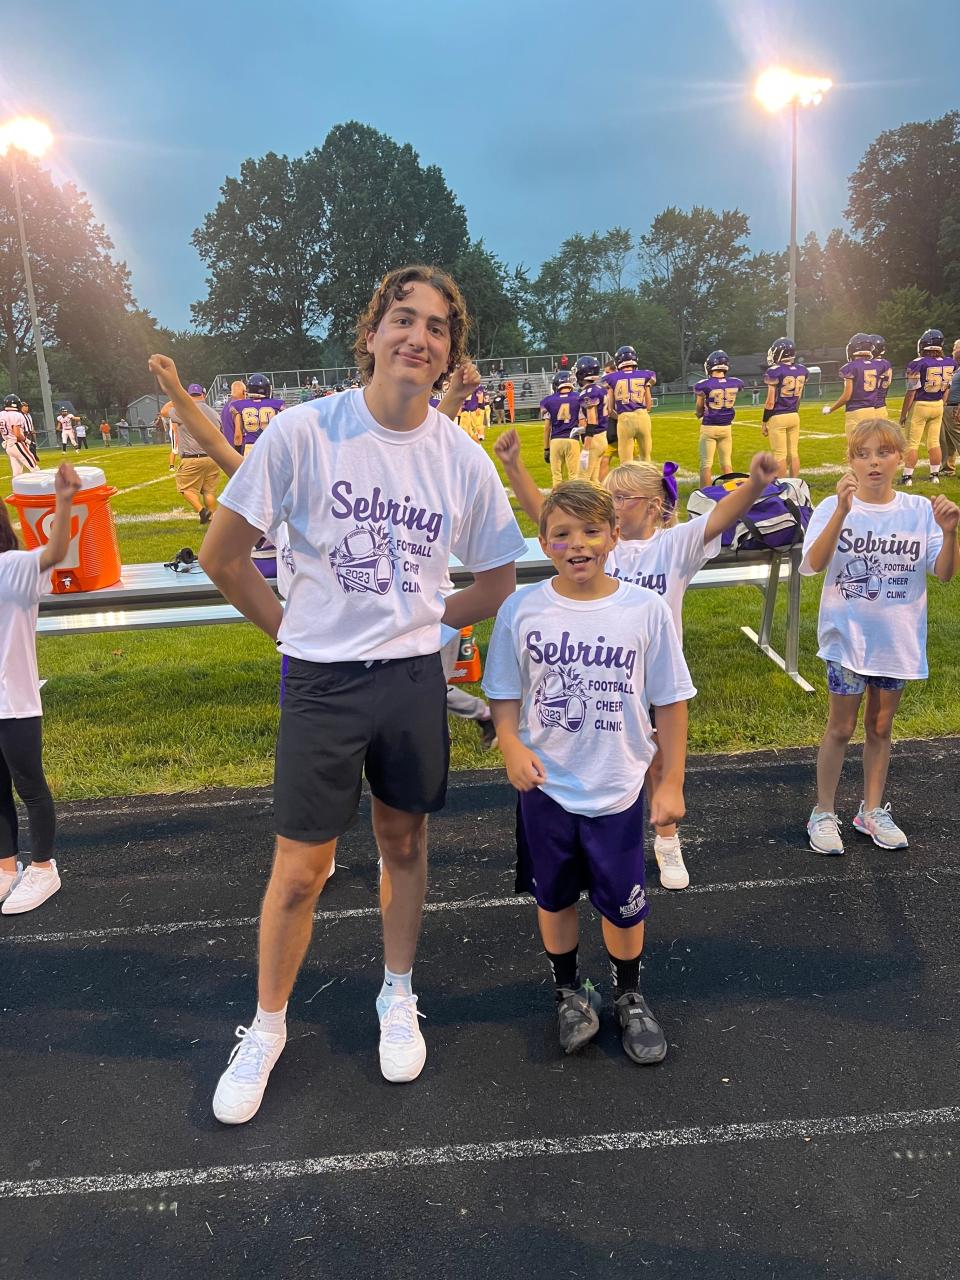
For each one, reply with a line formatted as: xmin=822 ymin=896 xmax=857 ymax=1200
xmin=0 ymin=463 xmax=82 ymax=914
xmin=801 ymin=419 xmax=958 ymax=855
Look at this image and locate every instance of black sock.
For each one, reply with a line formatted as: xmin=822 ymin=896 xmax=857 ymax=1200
xmin=608 ymin=952 xmax=641 ymax=995
xmin=545 ymin=946 xmax=580 ymax=993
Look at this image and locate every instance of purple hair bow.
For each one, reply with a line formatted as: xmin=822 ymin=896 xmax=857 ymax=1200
xmin=661 ymin=461 xmax=679 ymax=511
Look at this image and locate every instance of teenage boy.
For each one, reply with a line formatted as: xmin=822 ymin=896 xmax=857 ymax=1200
xmin=762 ymin=337 xmax=807 ymax=478
xmin=694 ymin=350 xmax=744 ymax=486
xmin=483 ymin=481 xmax=693 ymax=1063
xmin=604 ymin=345 xmax=656 ymax=465
xmin=200 ymin=265 xmax=526 ymax=1123
xmin=822 ymin=334 xmax=892 ymax=435
xmin=574 ymin=356 xmax=611 ymax=482
xmin=540 ymin=370 xmax=581 ymax=486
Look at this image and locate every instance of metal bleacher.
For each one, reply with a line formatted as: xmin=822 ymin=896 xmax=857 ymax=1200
xmin=208 ymin=353 xmax=612 ymax=419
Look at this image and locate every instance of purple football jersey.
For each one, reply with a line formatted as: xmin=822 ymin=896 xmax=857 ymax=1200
xmin=694 ymin=376 xmax=744 ymax=426
xmin=906 ymin=356 xmax=956 ymax=402
xmin=460 ymin=387 xmax=485 ymax=412
xmin=605 ymin=368 xmax=656 ymax=413
xmin=579 ymin=382 xmax=609 ymax=435
xmin=231 ymin=397 xmax=285 ymax=448
xmin=764 ymin=363 xmax=808 ymax=415
xmin=539 ymin=391 xmax=581 ymax=439
xmin=429 ymin=393 xmax=442 ymax=408
xmin=875 ymin=359 xmax=893 ymax=408
xmin=839 ymin=359 xmax=891 ymax=412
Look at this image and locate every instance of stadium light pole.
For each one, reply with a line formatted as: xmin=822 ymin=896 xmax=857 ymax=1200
xmin=0 ymin=117 xmax=57 ymax=441
xmin=754 ymin=69 xmax=832 ymax=344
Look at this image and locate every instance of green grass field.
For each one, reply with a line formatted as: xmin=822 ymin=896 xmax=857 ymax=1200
xmin=19 ymin=395 xmax=960 ymax=799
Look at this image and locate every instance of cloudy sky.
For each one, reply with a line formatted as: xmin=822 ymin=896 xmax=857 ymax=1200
xmin=7 ymin=0 xmax=953 ymax=329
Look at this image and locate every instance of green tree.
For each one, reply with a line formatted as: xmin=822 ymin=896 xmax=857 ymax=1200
xmin=192 ymin=152 xmax=326 ymax=367
xmin=874 ymin=286 xmax=960 ymax=369
xmin=452 ymin=240 xmax=525 ymax=358
xmin=311 ymin=122 xmax=469 ymax=347
xmin=639 ymin=206 xmax=751 ymax=382
xmin=846 ymin=112 xmax=960 ymax=299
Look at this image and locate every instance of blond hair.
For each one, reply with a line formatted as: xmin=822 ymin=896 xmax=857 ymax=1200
xmin=847 ymin=418 xmax=906 ymax=459
xmin=603 ymin=462 xmax=678 ymax=528
xmin=354 ymin=264 xmax=470 ymax=382
xmin=539 ymin=480 xmax=615 ymax=538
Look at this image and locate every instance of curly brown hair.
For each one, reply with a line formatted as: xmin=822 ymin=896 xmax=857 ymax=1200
xmin=353 ymin=265 xmax=470 ymax=383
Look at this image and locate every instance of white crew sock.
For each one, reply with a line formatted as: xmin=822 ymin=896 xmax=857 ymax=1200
xmin=253 ymin=1003 xmax=287 ymax=1036
xmin=378 ymin=967 xmax=413 ymax=1013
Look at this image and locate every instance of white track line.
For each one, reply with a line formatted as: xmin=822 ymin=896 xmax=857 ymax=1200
xmin=1 ymin=1105 xmax=957 ymax=1200
xmin=4 ymin=864 xmax=958 ymax=948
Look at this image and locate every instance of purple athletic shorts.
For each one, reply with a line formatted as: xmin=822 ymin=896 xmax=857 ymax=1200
xmin=516 ymin=786 xmax=649 ymax=929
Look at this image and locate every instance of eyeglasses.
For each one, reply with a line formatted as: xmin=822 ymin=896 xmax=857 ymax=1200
xmin=610 ymin=493 xmax=646 ymax=506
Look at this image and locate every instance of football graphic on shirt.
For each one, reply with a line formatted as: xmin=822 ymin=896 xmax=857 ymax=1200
xmin=534 ymin=665 xmax=588 ymax=733
xmin=329 ymin=523 xmax=398 ymax=595
xmin=835 ymin=554 xmax=882 ymax=602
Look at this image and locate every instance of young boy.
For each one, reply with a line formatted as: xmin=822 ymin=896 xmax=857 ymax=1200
xmin=822 ymin=334 xmax=892 ymax=435
xmin=482 ymin=481 xmax=694 ymax=1063
xmin=801 ymin=419 xmax=958 ymax=855
xmin=200 ymin=265 xmax=525 ymax=1123
xmin=694 ymin=350 xmax=744 ymax=486
xmin=604 ymin=345 xmax=656 ymax=465
xmin=900 ymin=328 xmax=956 ymax=486
xmin=573 ymin=356 xmax=611 ymax=482
xmin=762 ymin=337 xmax=807 ymax=478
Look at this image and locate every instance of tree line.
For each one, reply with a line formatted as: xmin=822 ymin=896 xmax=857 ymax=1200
xmin=2 ymin=112 xmax=959 ymax=417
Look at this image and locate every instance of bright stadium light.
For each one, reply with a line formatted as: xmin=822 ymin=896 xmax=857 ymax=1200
xmin=0 ymin=116 xmax=54 ymax=158
xmin=753 ymin=69 xmax=832 ymax=342
xmin=0 ymin=117 xmax=56 ymax=439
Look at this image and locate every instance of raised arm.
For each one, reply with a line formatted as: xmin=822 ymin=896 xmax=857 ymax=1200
xmin=38 ymin=464 xmax=82 ymax=571
xmin=803 ymin=475 xmax=857 ymax=574
xmin=493 ymin=428 xmax=544 ymax=523
xmin=703 ymin=451 xmax=779 ymax=543
xmin=148 ymin=354 xmax=243 ymax=478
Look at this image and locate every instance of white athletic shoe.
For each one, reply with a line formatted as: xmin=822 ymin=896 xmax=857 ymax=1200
xmin=378 ymin=994 xmax=427 ymax=1083
xmin=2 ymin=860 xmax=60 ymax=914
xmin=852 ymin=802 xmax=908 ymax=850
xmin=654 ymin=835 xmax=689 ymax=890
xmin=212 ymin=1023 xmax=286 ymax=1125
xmin=0 ymin=861 xmax=23 ymax=905
xmin=807 ymin=809 xmax=844 ymax=856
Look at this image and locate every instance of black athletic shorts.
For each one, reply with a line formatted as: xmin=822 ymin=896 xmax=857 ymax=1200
xmin=274 ymin=653 xmax=449 ymax=843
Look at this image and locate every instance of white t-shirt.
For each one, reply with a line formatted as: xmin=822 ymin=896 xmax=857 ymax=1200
xmin=0 ymin=548 xmax=52 ymax=718
xmin=218 ymin=389 xmax=526 ymax=662
xmin=482 ymin=579 xmax=696 ymax=817
xmin=800 ymin=492 xmax=943 ymax=679
xmin=605 ymin=517 xmax=721 ymax=643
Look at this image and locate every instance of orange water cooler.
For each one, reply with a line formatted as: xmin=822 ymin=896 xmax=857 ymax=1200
xmin=6 ymin=465 xmax=122 ymax=593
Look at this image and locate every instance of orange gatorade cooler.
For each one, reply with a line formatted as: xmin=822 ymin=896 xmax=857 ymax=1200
xmin=6 ymin=465 xmax=122 ymax=593
xmin=449 ymin=626 xmax=482 ymax=684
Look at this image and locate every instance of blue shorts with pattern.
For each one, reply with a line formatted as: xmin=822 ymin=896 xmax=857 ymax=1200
xmin=825 ymin=660 xmax=906 ymax=696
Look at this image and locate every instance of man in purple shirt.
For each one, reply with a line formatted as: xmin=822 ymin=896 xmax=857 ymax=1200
xmin=900 ymin=328 xmax=956 ymax=486
xmin=694 ymin=350 xmax=744 ymax=486
xmin=763 ymin=337 xmax=808 ymax=478
xmin=540 ymin=371 xmax=582 ymax=486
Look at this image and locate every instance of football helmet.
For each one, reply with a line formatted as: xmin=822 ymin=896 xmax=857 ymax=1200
xmin=845 ymin=333 xmax=874 ymax=362
xmin=869 ymin=334 xmax=886 ymax=358
xmin=552 ymin=371 xmax=574 ymax=393
xmin=704 ymin=350 xmax=730 ymax=375
xmin=246 ymin=373 xmax=272 ymax=398
xmin=918 ymin=328 xmax=944 ymax=354
xmin=3 ymin=393 xmax=21 ymax=410
xmin=614 ymin=345 xmax=638 ymax=369
xmin=574 ymin=355 xmax=601 ymax=386
xmin=766 ymin=337 xmax=796 ymax=366
xmin=187 ymin=383 xmax=205 ymax=397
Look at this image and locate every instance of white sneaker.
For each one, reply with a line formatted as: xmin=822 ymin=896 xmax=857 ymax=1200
xmin=654 ymin=835 xmax=689 ymax=889
xmin=807 ymin=809 xmax=844 ymax=856
xmin=2 ymin=860 xmax=60 ymax=914
xmin=378 ymin=994 xmax=426 ymax=1083
xmin=853 ymin=802 xmax=908 ymax=849
xmin=0 ymin=861 xmax=23 ymax=904
xmin=212 ymin=1023 xmax=286 ymax=1124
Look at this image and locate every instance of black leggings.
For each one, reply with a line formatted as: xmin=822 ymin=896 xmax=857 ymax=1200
xmin=0 ymin=717 xmax=55 ymax=862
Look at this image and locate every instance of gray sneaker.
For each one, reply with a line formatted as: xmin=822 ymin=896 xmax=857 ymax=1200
xmin=614 ymin=990 xmax=668 ymax=1065
xmin=807 ymin=808 xmax=844 ymax=856
xmin=556 ymin=980 xmax=601 ymax=1054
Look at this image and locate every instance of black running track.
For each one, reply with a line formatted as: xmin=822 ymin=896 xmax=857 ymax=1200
xmin=2 ymin=742 xmax=959 ymax=1279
